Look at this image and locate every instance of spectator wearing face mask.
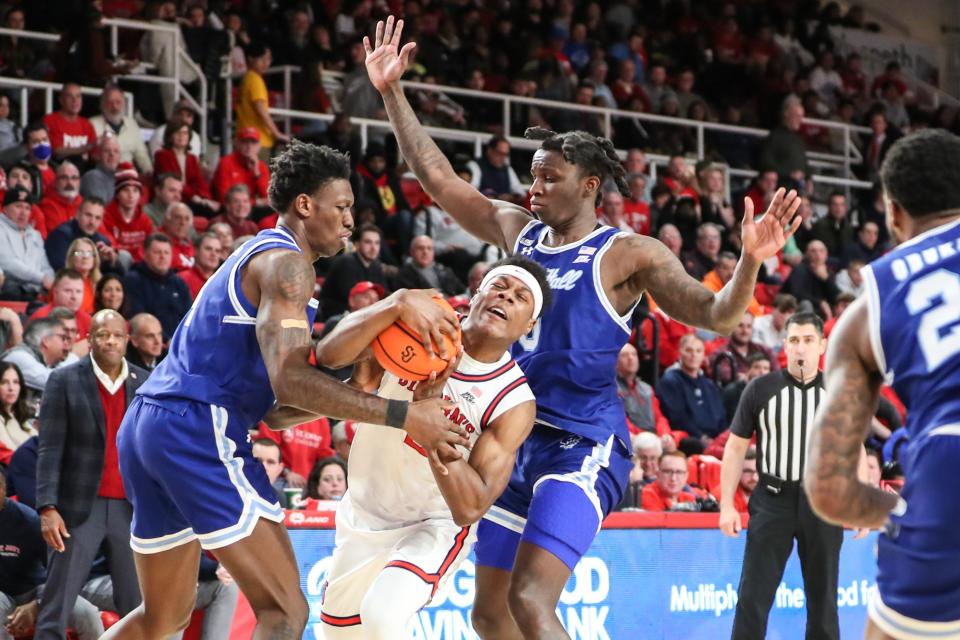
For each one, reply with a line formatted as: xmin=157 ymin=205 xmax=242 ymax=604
xmin=0 ymin=123 xmax=55 ymax=202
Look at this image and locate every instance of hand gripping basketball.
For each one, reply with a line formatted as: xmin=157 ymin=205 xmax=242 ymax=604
xmin=372 ymin=290 xmax=462 ymax=381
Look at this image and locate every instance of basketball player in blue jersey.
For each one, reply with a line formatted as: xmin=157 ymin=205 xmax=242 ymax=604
xmin=366 ymin=17 xmax=803 ymax=638
xmin=806 ymin=130 xmax=960 ymax=640
xmin=105 ymin=141 xmax=469 ymax=640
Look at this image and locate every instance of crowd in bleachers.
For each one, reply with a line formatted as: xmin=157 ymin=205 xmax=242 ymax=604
xmin=0 ymin=0 xmax=937 ymax=634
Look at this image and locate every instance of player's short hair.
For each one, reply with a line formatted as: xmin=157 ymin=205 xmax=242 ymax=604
xmin=252 ymin=438 xmax=282 ymax=462
xmin=524 ymin=127 xmax=629 ymax=206
xmin=486 ymin=255 xmax=553 ymax=318
xmin=268 ymin=140 xmax=351 ymax=213
xmin=880 ymin=129 xmax=960 ymax=219
xmin=744 ymin=446 xmax=757 ymax=461
xmin=785 ymin=311 xmax=824 ymax=336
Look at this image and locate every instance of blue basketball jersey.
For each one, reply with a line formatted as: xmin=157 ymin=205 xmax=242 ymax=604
xmin=863 ymin=218 xmax=960 ymax=443
xmin=138 ymin=226 xmax=319 ymax=428
xmin=509 ymin=221 xmax=637 ymax=450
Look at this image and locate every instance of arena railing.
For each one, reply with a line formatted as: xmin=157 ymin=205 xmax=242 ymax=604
xmin=101 ymin=17 xmax=208 ymax=153
xmin=268 ymin=106 xmax=876 ymax=199
xmin=0 ymin=77 xmax=135 ymax=129
xmin=264 ymin=64 xmax=871 ymax=181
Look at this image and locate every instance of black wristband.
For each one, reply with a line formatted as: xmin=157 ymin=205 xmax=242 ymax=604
xmin=385 ymin=399 xmax=409 ymax=429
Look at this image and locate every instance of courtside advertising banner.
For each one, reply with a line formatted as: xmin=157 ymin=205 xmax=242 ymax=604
xmin=287 ymin=518 xmax=878 ymax=640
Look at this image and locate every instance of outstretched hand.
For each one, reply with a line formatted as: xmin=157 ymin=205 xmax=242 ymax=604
xmin=741 ymin=187 xmax=803 ymax=263
xmin=364 ymin=16 xmax=416 ymax=93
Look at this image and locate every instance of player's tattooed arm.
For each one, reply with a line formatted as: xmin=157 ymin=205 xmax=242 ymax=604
xmin=367 ymin=16 xmax=531 ymax=250
xmin=254 ymin=251 xmax=389 ymax=424
xmin=804 ymin=299 xmax=899 ymax=528
xmin=261 ymin=402 xmax=320 ymax=430
xmin=619 ymin=234 xmax=755 ymax=335
xmin=428 ymin=400 xmax=536 ymax=526
xmin=253 ymin=251 xmax=470 ymax=455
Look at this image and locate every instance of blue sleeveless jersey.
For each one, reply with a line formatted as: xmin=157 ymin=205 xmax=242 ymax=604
xmin=862 ymin=218 xmax=960 ymax=443
xmin=138 ymin=226 xmax=319 ymax=428
xmin=510 ymin=221 xmax=636 ymax=450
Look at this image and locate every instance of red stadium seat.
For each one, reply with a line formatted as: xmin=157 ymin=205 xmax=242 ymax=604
xmin=0 ymin=300 xmax=27 ymax=314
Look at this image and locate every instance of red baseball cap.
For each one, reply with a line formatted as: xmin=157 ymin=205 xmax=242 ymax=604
xmin=348 ymin=281 xmax=384 ymax=300
xmin=237 ymin=127 xmax=261 ymax=142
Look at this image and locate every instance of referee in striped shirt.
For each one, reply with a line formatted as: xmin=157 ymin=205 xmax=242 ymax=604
xmin=719 ymin=312 xmax=843 ymax=640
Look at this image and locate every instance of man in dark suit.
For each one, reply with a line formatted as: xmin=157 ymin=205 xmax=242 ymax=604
xmin=396 ymin=235 xmax=464 ymax=297
xmin=34 ymin=309 xmax=148 ymax=639
xmin=862 ymin=108 xmax=900 ymax=180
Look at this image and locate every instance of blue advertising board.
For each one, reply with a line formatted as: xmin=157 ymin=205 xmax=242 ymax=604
xmin=289 ymin=527 xmax=878 ymax=639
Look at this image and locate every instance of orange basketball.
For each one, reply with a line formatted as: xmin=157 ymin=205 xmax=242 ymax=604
xmin=371 ymin=296 xmax=462 ymax=381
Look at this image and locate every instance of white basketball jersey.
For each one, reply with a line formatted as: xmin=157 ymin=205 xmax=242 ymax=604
xmin=346 ymin=350 xmax=534 ymax=528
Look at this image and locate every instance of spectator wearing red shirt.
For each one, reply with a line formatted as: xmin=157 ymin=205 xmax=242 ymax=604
xmin=42 ymin=82 xmax=98 ymax=164
xmin=729 ymin=448 xmax=758 ymax=512
xmin=210 ymin=184 xmax=258 ymax=239
xmin=641 ymin=451 xmax=700 ymax=511
xmin=28 ymin=269 xmax=93 ymax=340
xmin=101 ymin=164 xmax=153 ymax=262
xmin=596 ymin=191 xmax=632 ymax=233
xmin=256 ymin=417 xmax=335 ymax=488
xmin=841 ymin=52 xmax=867 ymax=101
xmin=211 ymin=127 xmax=270 ymax=206
xmin=179 ymin=232 xmax=221 ymax=299
xmin=160 ymin=202 xmax=196 ymax=271
xmin=611 ymin=59 xmax=651 ymax=111
xmin=662 ymin=156 xmax=700 ymax=204
xmin=743 ymin=169 xmax=778 ymax=219
xmin=623 ymin=173 xmax=651 ymax=235
xmin=713 ymin=17 xmax=745 ymax=63
xmin=38 ymin=161 xmax=83 ymax=235
xmin=869 ymin=61 xmax=908 ymax=100
xmin=33 ymin=311 xmax=146 ymax=637
xmin=153 ymin=117 xmax=219 ymax=216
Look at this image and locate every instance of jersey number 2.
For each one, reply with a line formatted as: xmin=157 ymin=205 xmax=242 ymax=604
xmin=906 ymin=269 xmax=960 ymax=372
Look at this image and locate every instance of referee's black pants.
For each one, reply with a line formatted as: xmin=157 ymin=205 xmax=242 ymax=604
xmin=731 ymin=476 xmax=844 ymax=640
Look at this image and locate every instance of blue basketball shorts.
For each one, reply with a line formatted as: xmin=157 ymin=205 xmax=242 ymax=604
xmin=869 ymin=426 xmax=960 ymax=638
xmin=117 ymin=395 xmax=283 ymax=554
xmin=475 ymin=423 xmax=631 ymax=572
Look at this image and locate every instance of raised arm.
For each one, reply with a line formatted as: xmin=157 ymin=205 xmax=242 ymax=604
xmin=365 ymin=17 xmax=532 ymax=251
xmin=251 ymin=250 xmax=468 ymax=457
xmin=804 ymin=299 xmax=898 ymax=528
xmin=613 ymin=188 xmax=801 ymax=334
xmin=428 ymin=401 xmax=536 ymax=526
